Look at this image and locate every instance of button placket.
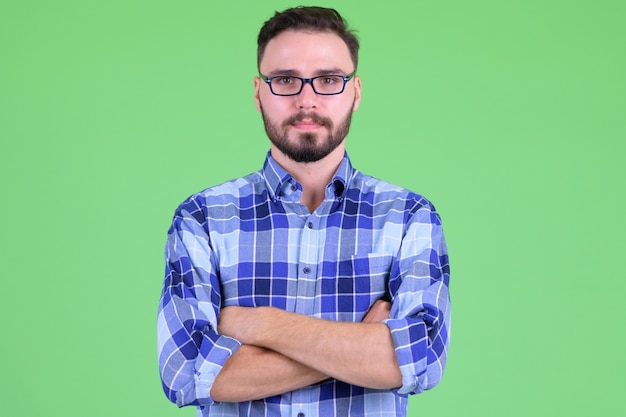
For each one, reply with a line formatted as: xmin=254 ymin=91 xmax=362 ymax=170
xmin=294 ymin=213 xmax=321 ymax=315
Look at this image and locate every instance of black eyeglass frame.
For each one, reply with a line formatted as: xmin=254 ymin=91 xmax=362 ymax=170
xmin=258 ymin=71 xmax=357 ymax=96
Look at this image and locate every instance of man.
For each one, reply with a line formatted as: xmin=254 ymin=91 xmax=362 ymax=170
xmin=158 ymin=6 xmax=450 ymax=417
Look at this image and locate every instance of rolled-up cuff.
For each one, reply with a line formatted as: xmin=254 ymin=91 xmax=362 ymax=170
xmin=384 ymin=317 xmax=429 ymax=395
xmin=175 ymin=333 xmax=242 ymax=407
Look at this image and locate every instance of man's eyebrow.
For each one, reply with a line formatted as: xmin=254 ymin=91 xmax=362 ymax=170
xmin=313 ymin=68 xmax=349 ymax=76
xmin=265 ymin=69 xmax=300 ymax=77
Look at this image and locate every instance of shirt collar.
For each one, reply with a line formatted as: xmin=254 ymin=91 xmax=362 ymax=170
xmin=262 ymin=151 xmax=353 ymax=202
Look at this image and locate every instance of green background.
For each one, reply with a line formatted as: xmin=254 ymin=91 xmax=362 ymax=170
xmin=1 ymin=0 xmax=624 ymax=416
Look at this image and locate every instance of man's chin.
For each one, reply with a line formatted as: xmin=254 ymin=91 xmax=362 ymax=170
xmin=273 ymin=142 xmax=333 ymax=164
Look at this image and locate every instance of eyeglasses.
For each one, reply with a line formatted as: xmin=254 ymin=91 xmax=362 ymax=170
xmin=259 ymin=71 xmax=357 ymax=96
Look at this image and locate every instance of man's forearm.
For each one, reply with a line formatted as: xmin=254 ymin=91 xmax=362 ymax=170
xmin=218 ymin=306 xmax=402 ymax=390
xmin=211 ymin=344 xmax=328 ymax=402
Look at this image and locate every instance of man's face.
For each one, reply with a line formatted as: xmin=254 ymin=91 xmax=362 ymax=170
xmin=255 ymin=30 xmax=361 ymax=163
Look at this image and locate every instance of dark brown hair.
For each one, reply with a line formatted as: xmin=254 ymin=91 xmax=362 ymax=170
xmin=257 ymin=6 xmax=359 ymax=70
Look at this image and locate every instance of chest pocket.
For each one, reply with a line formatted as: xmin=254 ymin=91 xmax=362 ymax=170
xmin=318 ymin=253 xmax=394 ymax=321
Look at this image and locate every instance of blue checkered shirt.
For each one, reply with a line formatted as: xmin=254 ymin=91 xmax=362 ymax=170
xmin=158 ymin=152 xmax=451 ymax=417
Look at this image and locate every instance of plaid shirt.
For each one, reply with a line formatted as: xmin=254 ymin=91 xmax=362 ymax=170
xmin=158 ymin=152 xmax=451 ymax=417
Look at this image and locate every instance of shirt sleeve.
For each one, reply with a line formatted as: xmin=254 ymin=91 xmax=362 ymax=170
xmin=157 ymin=197 xmax=241 ymax=407
xmin=384 ymin=201 xmax=451 ymax=395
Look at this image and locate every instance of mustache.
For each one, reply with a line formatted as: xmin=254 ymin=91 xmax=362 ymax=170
xmin=282 ymin=112 xmax=333 ymax=128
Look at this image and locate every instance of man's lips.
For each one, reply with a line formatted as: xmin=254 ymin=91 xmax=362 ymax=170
xmin=283 ymin=113 xmax=331 ymax=131
xmin=292 ymin=120 xmax=324 ymax=130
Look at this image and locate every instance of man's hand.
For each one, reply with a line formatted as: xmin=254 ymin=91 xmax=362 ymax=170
xmin=362 ymin=299 xmax=392 ymax=323
xmin=218 ymin=306 xmax=266 ymax=344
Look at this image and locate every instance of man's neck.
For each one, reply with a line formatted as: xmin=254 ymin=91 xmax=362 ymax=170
xmin=271 ymin=145 xmax=345 ymax=213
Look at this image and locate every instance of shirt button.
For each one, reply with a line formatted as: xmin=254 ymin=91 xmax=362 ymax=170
xmin=297 ymin=413 xmax=305 ymax=417
xmin=291 ymin=184 xmax=297 ymax=191
xmin=307 ymin=221 xmax=313 ymax=229
xmin=303 ymin=267 xmax=311 ymax=274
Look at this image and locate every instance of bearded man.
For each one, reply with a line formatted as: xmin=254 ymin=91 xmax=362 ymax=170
xmin=158 ymin=6 xmax=451 ymax=417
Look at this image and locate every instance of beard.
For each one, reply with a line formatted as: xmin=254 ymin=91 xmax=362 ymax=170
xmin=260 ymin=102 xmax=354 ymax=163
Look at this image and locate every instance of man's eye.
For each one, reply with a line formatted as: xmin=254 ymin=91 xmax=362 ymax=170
xmin=319 ymin=76 xmax=339 ymax=85
xmin=276 ymin=77 xmax=295 ymax=85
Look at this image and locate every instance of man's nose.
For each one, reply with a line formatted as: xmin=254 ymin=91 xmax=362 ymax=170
xmin=296 ymin=80 xmax=318 ymax=109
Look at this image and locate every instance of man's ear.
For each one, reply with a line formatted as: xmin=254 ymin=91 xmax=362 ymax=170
xmin=254 ymin=76 xmax=262 ymax=112
xmin=352 ymin=75 xmax=362 ymax=112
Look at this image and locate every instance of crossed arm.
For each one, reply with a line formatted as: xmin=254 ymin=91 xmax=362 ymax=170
xmin=210 ymin=299 xmax=402 ymax=402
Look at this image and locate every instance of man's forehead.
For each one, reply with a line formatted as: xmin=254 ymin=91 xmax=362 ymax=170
xmin=260 ymin=29 xmax=352 ymax=72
